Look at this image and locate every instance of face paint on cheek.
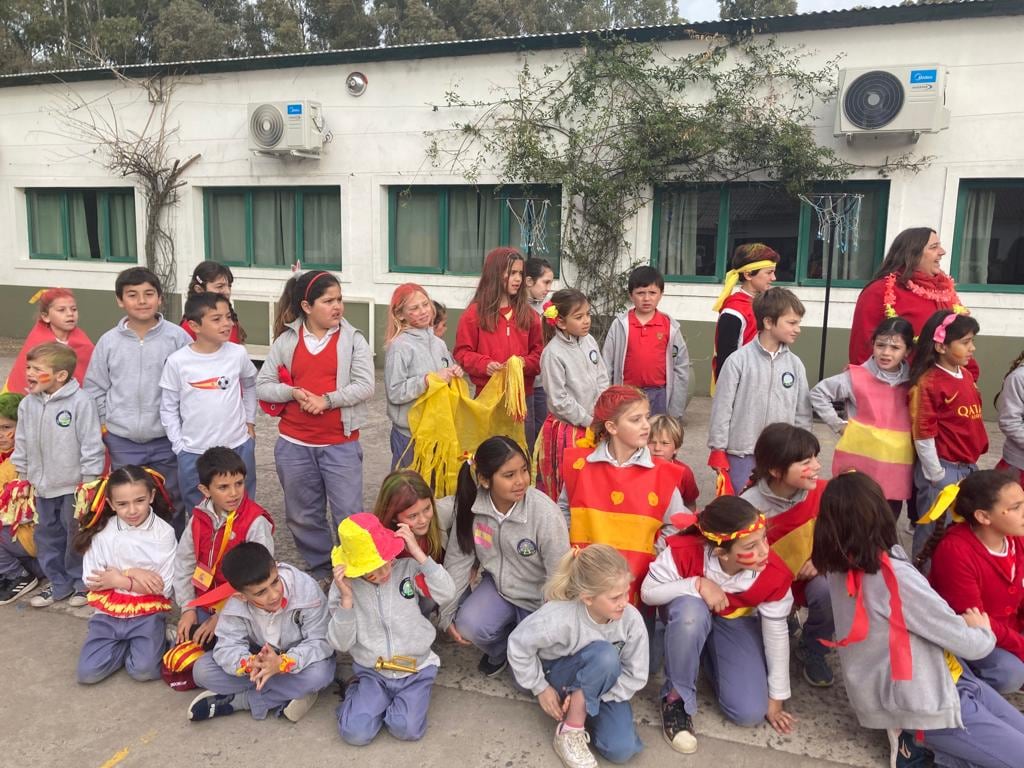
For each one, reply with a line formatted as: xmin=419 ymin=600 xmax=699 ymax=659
xmin=735 ymin=550 xmax=759 ymax=564
xmin=35 ymin=372 xmax=52 ymax=384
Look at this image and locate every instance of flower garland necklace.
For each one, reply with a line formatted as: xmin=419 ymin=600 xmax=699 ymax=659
xmin=882 ymin=272 xmax=967 ymax=319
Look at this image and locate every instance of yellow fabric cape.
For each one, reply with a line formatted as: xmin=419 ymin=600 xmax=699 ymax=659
xmin=407 ymin=356 xmax=527 ymax=496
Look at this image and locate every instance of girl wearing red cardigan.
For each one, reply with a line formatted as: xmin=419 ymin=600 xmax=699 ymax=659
xmin=454 ymin=247 xmax=544 ymax=446
xmin=924 ymin=470 xmax=1024 ymax=695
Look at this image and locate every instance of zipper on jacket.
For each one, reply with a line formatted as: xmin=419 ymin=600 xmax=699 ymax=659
xmin=495 ymin=515 xmax=506 ymax=596
xmin=375 ymin=584 xmax=393 ymax=661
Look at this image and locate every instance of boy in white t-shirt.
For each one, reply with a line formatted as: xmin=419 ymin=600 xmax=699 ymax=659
xmin=160 ymin=293 xmax=258 ymax=512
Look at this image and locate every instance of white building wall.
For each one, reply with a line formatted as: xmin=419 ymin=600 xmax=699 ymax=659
xmin=0 ymin=13 xmax=1021 ymax=335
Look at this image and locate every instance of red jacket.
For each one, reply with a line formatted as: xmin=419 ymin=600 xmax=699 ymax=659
xmin=930 ymin=523 xmax=1024 ymax=661
xmin=453 ymin=302 xmax=543 ymax=393
xmin=848 ymin=272 xmax=979 ymax=379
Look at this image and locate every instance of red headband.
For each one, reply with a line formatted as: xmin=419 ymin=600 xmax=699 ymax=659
xmin=302 ymin=271 xmax=332 ymax=303
xmin=592 ymin=385 xmax=646 ymax=426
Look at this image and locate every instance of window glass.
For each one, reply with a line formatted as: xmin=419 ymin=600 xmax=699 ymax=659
xmin=657 ymin=188 xmax=719 ymax=278
xmin=728 ymin=187 xmax=801 ymax=282
xmin=957 ymin=184 xmax=1024 ymax=286
xmin=394 ymin=188 xmax=442 ymax=270
xmin=207 ymin=191 xmax=247 ymax=264
xmin=805 ymin=190 xmax=879 ymax=282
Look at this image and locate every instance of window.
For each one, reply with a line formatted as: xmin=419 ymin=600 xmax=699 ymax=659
xmin=27 ymin=188 xmax=137 ymax=262
xmin=651 ymin=182 xmax=889 ymax=286
xmin=951 ymin=180 xmax=1024 ymax=292
xmin=204 ymin=187 xmax=341 ymax=268
xmin=388 ymin=185 xmax=561 ymax=275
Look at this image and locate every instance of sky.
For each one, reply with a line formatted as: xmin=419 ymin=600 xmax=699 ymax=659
xmin=682 ymin=0 xmax=894 ymax=22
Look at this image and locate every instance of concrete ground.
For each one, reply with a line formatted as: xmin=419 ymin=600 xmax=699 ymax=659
xmin=2 ymin=358 xmax=1017 ymax=768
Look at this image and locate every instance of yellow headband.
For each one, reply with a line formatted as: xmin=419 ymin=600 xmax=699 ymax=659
xmin=711 ymin=260 xmax=778 ymax=312
xmin=701 ymin=513 xmax=767 ymax=545
xmin=916 ymin=483 xmax=965 ymax=526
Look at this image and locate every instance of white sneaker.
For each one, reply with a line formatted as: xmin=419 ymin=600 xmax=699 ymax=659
xmin=282 ymin=691 xmax=319 ymax=722
xmin=29 ymin=587 xmax=57 ymax=608
xmin=68 ymin=591 xmax=89 ymax=608
xmin=552 ymin=725 xmax=597 ymax=768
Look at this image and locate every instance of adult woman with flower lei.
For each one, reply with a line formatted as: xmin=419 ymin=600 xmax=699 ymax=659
xmin=849 ymin=227 xmax=978 ymax=378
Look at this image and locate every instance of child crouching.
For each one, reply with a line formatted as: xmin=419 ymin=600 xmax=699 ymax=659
xmin=328 ymin=513 xmax=455 ymax=745
xmin=508 ymin=544 xmax=648 ymax=767
xmin=188 ymin=543 xmax=335 ymax=723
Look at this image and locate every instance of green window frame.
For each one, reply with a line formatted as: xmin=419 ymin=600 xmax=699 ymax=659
xmin=650 ymin=181 xmax=890 ymax=287
xmin=387 ymin=185 xmax=561 ymax=276
xmin=26 ymin=187 xmax=138 ymax=262
xmin=950 ymin=179 xmax=1024 ymax=294
xmin=203 ymin=186 xmax=342 ymax=269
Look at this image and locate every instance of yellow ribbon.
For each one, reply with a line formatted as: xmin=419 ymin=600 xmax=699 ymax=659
xmin=27 ymin=289 xmax=46 ymax=305
xmin=916 ymin=483 xmax=965 ymax=525
xmin=711 ymin=259 xmax=778 ymax=312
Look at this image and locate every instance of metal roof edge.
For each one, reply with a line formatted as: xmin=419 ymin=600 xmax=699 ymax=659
xmin=0 ymin=0 xmax=1021 ymax=88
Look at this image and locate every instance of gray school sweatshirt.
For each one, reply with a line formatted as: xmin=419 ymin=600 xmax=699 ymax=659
xmin=601 ymin=310 xmax=690 ymax=416
xmin=211 ymin=563 xmax=334 ymax=674
xmin=508 ymin=599 xmax=649 ymax=700
xmin=384 ymin=328 xmax=455 ymax=436
xmin=83 ymin=315 xmax=192 ymax=442
xmin=13 ymin=380 xmax=105 ymax=498
xmin=997 ymin=365 xmax=1024 ymax=470
xmin=827 ymin=546 xmax=995 ymax=731
xmin=540 ymin=330 xmax=609 ymax=427
xmin=707 ymin=338 xmax=812 ymax=456
xmin=256 ymin=317 xmax=374 ymax=437
xmin=327 ymin=556 xmax=455 ymax=679
xmin=438 ymin=487 xmax=570 ymax=630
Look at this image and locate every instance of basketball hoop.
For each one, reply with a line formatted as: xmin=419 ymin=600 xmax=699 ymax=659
xmin=507 ymin=198 xmax=552 ymax=254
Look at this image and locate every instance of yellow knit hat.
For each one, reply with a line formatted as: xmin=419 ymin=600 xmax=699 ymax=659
xmin=331 ymin=513 xmax=405 ymax=578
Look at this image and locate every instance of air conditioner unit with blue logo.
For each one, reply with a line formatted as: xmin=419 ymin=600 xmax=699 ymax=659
xmin=835 ymin=66 xmax=949 ymax=140
xmin=247 ymin=101 xmax=324 ymax=157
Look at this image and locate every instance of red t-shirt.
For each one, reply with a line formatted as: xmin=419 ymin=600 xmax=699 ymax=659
xmin=622 ymin=310 xmax=668 ymax=388
xmin=672 ymin=458 xmax=700 ymax=508
xmin=909 ymin=366 xmax=988 ymax=464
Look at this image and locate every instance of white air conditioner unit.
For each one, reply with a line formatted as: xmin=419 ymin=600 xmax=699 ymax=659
xmin=835 ymin=66 xmax=950 ymax=140
xmin=248 ymin=101 xmax=324 ymax=157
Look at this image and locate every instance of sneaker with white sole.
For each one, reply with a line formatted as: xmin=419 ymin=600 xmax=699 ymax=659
xmin=30 ymin=587 xmax=61 ymax=608
xmin=282 ymin=691 xmax=319 ymax=722
xmin=67 ymin=591 xmax=89 ymax=608
xmin=0 ymin=575 xmax=39 ymax=605
xmin=188 ymin=691 xmax=237 ymax=722
xmin=552 ymin=725 xmax=597 ymax=768
xmin=661 ymin=696 xmax=698 ymax=754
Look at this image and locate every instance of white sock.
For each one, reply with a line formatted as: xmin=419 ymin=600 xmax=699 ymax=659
xmin=559 ymin=722 xmax=584 ymax=734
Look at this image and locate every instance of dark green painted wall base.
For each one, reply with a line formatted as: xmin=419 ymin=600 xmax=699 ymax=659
xmin=0 ymin=285 xmax=1012 ymax=406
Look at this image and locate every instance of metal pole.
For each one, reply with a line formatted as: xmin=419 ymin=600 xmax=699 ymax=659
xmin=818 ymin=206 xmax=836 ymax=383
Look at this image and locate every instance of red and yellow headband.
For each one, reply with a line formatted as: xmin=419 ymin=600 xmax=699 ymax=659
xmin=671 ymin=512 xmax=767 ymax=545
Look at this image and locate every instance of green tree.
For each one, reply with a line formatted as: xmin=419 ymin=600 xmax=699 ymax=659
xmin=719 ymin=0 xmax=797 ymax=19
xmin=305 ymin=0 xmax=378 ymax=49
xmin=429 ymin=36 xmax=923 ymax=336
xmin=153 ymin=0 xmax=234 ymax=61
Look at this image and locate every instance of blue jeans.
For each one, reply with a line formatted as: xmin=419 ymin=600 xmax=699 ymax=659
xmin=642 ymin=386 xmax=667 ymax=416
xmin=77 ymin=612 xmax=166 ymax=684
xmin=968 ymin=647 xmax=1024 ymax=695
xmin=543 ymin=642 xmax=644 ymax=764
xmin=454 ymin=573 xmax=531 ymax=664
xmin=912 ymin=459 xmax=976 ymax=559
xmin=177 ymin=437 xmax=257 ymax=514
xmin=390 ymin=426 xmax=413 ymax=471
xmin=338 ymin=663 xmax=438 ymax=745
xmin=192 ymin=654 xmax=335 ymax=720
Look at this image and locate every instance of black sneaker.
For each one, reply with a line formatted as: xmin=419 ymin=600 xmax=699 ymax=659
xmin=0 ymin=575 xmax=39 ymax=606
xmin=661 ymin=697 xmax=697 ymax=754
xmin=797 ymin=640 xmax=835 ymax=687
xmin=895 ymin=730 xmax=933 ymax=768
xmin=477 ymin=653 xmax=508 ymax=678
xmin=188 ymin=691 xmax=237 ymax=722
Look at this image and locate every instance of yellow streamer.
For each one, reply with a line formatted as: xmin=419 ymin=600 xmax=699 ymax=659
xmin=407 ymin=364 xmax=528 ymax=497
xmin=916 ymin=483 xmax=964 ymax=525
